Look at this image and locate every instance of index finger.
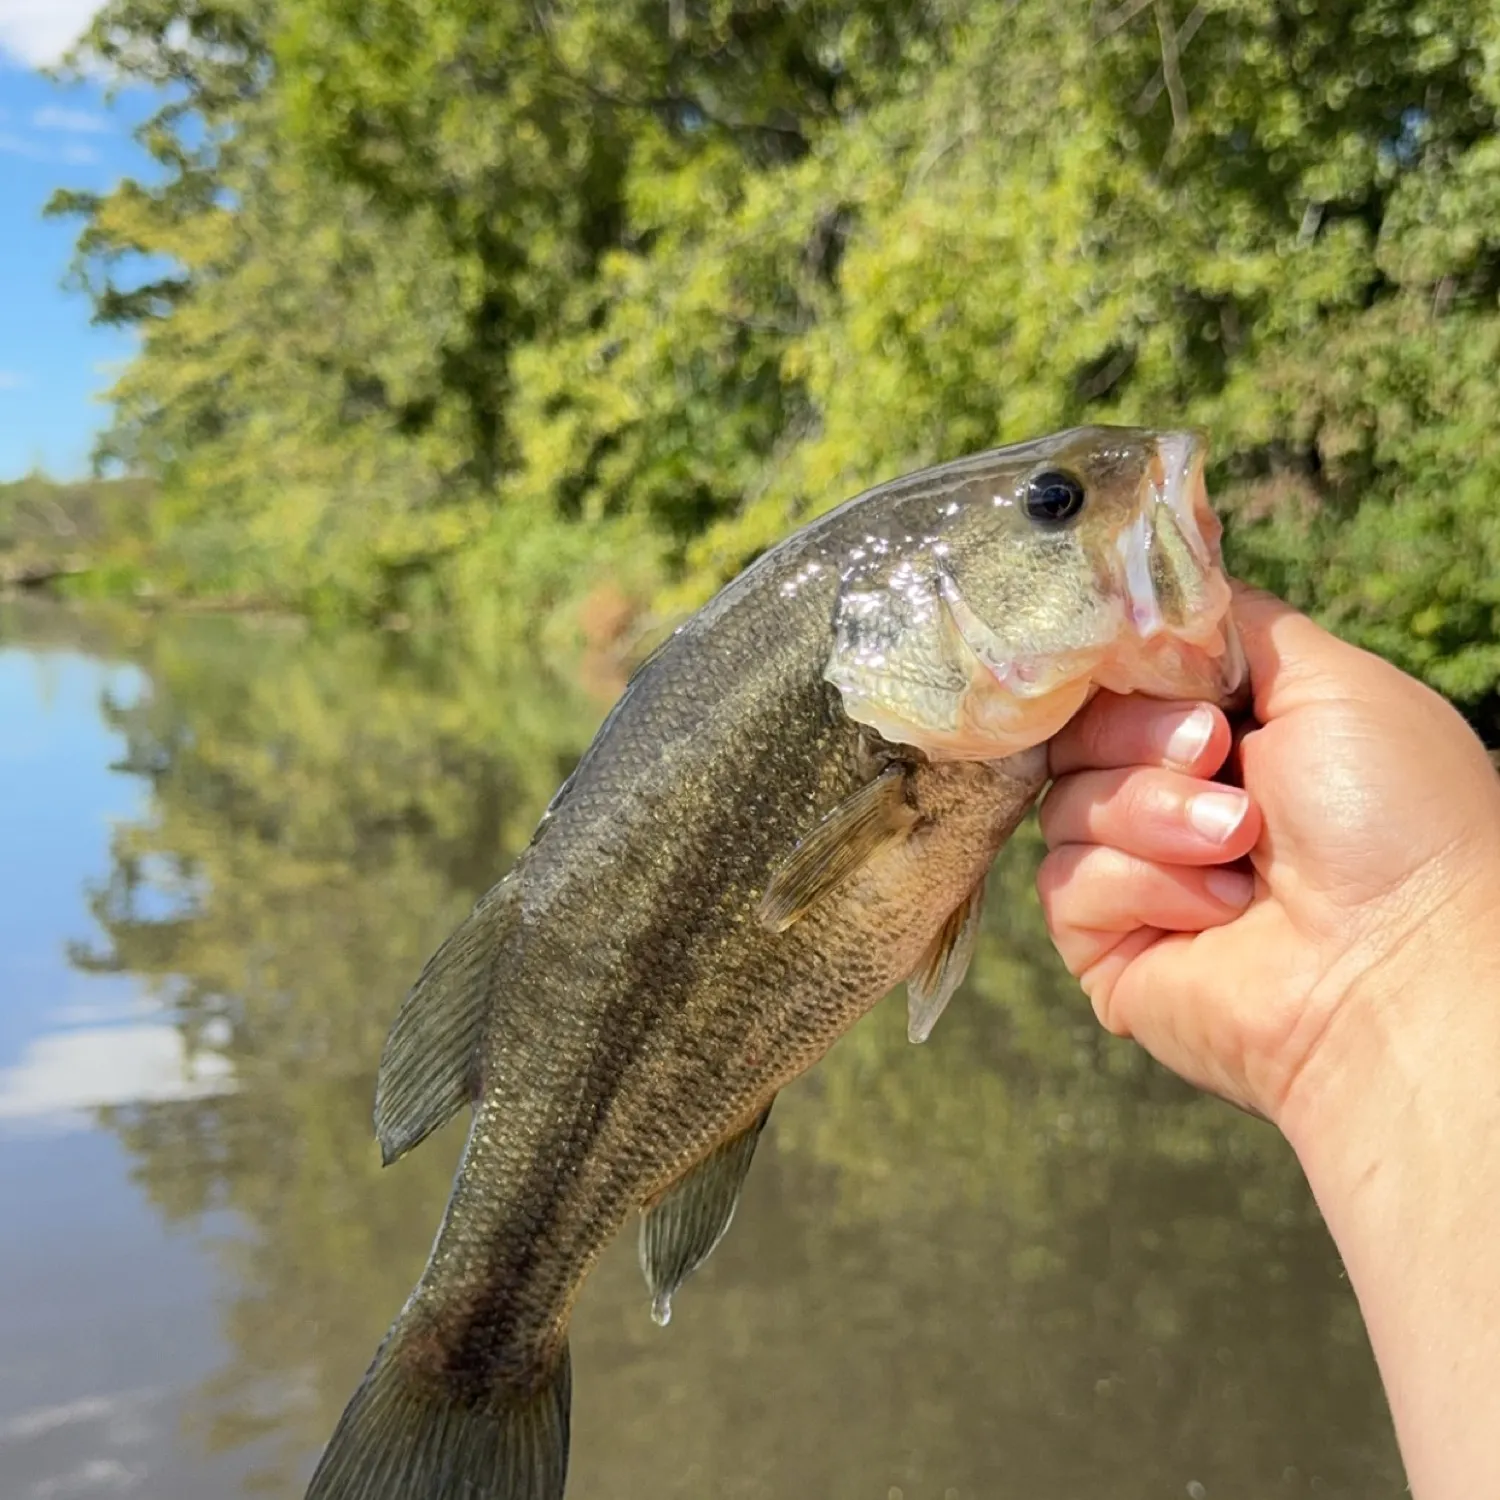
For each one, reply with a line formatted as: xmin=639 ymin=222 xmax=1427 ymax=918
xmin=1050 ymin=694 xmax=1233 ymax=778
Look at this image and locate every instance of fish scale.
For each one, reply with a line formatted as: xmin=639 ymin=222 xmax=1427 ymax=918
xmin=307 ymin=424 xmax=1245 ymax=1500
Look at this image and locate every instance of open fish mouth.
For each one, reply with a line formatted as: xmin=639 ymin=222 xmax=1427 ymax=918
xmin=1104 ymin=431 xmax=1247 ymax=712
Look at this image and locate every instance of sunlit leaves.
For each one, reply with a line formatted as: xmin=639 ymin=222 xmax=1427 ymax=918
xmin=43 ymin=0 xmax=1500 ymax=730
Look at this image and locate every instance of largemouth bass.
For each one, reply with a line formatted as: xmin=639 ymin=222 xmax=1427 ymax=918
xmin=307 ymin=426 xmax=1245 ymax=1500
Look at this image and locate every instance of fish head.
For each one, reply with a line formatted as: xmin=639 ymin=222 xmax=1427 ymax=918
xmin=824 ymin=425 xmax=1246 ymax=761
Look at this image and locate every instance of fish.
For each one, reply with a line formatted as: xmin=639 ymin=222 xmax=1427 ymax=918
xmin=305 ymin=424 xmax=1246 ymax=1500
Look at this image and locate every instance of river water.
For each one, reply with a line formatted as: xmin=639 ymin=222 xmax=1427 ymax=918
xmin=0 ymin=601 xmax=1405 ymax=1499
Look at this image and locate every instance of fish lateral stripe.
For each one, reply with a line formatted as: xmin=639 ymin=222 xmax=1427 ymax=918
xmin=309 ymin=425 xmax=1244 ymax=1500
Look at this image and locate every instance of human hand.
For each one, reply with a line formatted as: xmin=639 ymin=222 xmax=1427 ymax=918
xmin=1037 ymin=583 xmax=1500 ymax=1130
xmin=1038 ymin=583 xmax=1500 ymax=1498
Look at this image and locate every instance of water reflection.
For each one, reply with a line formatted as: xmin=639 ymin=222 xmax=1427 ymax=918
xmin=2 ymin=602 xmax=1405 ymax=1498
xmin=0 ymin=1012 xmax=234 ymax=1124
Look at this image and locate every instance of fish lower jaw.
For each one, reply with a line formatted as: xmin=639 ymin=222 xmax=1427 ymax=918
xmin=1092 ymin=622 xmax=1243 ymax=706
xmin=836 ymin=672 xmax=1093 ymax=763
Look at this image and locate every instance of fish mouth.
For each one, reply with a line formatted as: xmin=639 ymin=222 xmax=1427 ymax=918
xmin=1106 ymin=431 xmax=1247 ymax=712
xmin=1156 ymin=432 xmax=1220 ymax=562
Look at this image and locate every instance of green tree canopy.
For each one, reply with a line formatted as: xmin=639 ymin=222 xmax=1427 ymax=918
xmin=50 ymin=0 xmax=1500 ymax=726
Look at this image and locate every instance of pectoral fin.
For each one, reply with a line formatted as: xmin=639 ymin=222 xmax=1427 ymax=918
xmin=906 ymin=875 xmax=987 ymax=1044
xmin=757 ymin=768 xmax=918 ymax=932
xmin=639 ymin=1105 xmax=773 ymax=1327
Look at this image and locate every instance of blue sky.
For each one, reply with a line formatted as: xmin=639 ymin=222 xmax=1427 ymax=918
xmin=1 ymin=7 xmax=160 ymax=480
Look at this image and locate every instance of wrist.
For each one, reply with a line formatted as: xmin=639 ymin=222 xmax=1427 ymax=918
xmin=1280 ymin=897 xmax=1500 ymax=1185
xmin=1279 ymin=932 xmax=1500 ymax=1498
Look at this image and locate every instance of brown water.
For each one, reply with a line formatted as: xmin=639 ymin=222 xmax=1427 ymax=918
xmin=0 ymin=601 xmax=1405 ymax=1500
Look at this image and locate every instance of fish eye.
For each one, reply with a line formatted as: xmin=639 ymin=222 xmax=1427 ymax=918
xmin=1024 ymin=470 xmax=1087 ymax=527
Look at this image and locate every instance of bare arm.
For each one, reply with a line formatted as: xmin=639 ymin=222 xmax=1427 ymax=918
xmin=1039 ymin=585 xmax=1500 ymax=1497
xmin=1284 ymin=938 xmax=1500 ymax=1498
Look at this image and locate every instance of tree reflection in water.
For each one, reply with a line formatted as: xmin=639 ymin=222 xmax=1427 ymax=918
xmin=25 ymin=603 xmax=1402 ymax=1498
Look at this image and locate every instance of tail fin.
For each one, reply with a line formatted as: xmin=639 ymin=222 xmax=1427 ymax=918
xmin=305 ymin=1333 xmax=571 ymax=1500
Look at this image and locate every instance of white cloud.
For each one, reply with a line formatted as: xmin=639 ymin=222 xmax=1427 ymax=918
xmin=0 ymin=1398 xmax=122 ymax=1444
xmin=51 ymin=997 xmax=160 ymax=1025
xmin=0 ymin=1 xmax=103 ymax=70
xmin=0 ymin=129 xmax=97 ymax=164
xmin=0 ymin=1392 xmax=157 ymax=1445
xmin=0 ymin=129 xmax=42 ymax=157
xmin=30 ymin=1458 xmax=145 ymax=1498
xmin=0 ymin=1389 xmax=162 ymax=1500
xmin=0 ymin=1022 xmax=235 ymax=1128
xmin=0 ymin=370 xmax=30 ymax=390
xmin=32 ymin=105 xmax=110 ymax=134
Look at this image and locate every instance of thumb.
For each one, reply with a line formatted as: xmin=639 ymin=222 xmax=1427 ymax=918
xmin=1231 ymin=584 xmax=1383 ymax=723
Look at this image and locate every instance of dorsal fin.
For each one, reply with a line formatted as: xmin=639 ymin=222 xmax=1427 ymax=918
xmin=373 ymin=878 xmax=515 ymax=1165
xmin=638 ymin=1104 xmax=774 ymax=1326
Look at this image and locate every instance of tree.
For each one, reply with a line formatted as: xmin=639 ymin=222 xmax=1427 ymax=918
xmin=48 ymin=0 xmax=1500 ymax=728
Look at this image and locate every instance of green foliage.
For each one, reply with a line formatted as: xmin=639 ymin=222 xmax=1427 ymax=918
xmin=48 ymin=0 xmax=1500 ymax=720
xmin=18 ymin=603 xmax=1401 ymax=1496
xmin=0 ymin=471 xmax=155 ymax=588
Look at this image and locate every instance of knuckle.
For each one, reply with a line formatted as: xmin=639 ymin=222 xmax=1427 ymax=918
xmin=1036 ymin=844 xmax=1093 ymax=916
xmin=1109 ymin=769 xmax=1151 ymax=827
xmin=1081 ymin=966 xmax=1127 ymax=1035
xmin=1051 ymin=695 xmax=1117 ymax=775
xmin=1034 ymin=849 xmax=1068 ymax=910
xmin=1036 ymin=782 xmax=1069 ymax=845
xmin=1076 ymin=698 xmax=1119 ymax=765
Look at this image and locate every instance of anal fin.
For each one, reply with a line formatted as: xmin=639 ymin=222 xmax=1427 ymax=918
xmin=639 ymin=1104 xmax=773 ymax=1326
xmin=906 ymin=875 xmax=986 ymax=1044
xmin=373 ymin=879 xmax=513 ymax=1165
xmin=758 ymin=767 xmax=917 ymax=932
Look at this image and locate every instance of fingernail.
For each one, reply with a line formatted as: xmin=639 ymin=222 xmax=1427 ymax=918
xmin=1187 ymin=789 xmax=1249 ymax=843
xmin=1205 ymin=867 xmax=1255 ymax=907
xmin=1160 ymin=705 xmax=1215 ymax=769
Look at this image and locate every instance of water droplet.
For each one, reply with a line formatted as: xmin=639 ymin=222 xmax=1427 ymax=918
xmin=650 ymin=1292 xmax=673 ymax=1327
xmin=1186 ymin=1482 xmax=1207 ymax=1499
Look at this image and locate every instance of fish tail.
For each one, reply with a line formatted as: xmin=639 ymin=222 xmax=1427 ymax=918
xmin=305 ymin=1326 xmax=571 ymax=1500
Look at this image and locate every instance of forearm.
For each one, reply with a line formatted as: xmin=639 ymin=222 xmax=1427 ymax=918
xmin=1283 ymin=955 xmax=1500 ymax=1498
